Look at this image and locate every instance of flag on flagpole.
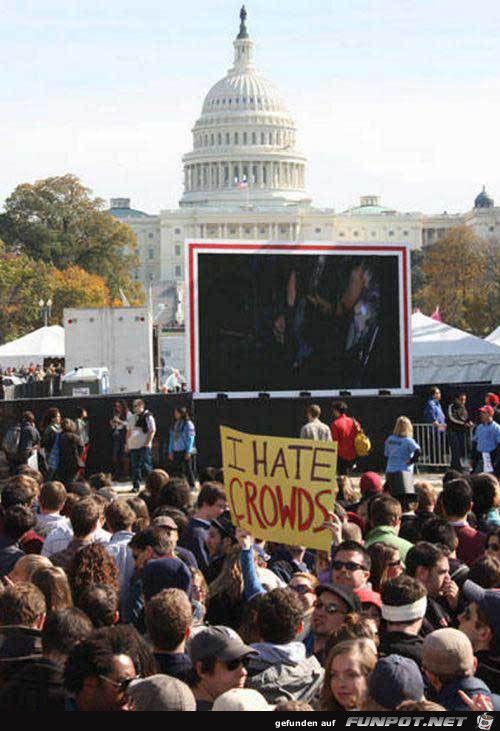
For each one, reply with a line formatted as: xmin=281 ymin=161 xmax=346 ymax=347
xmin=234 ymin=175 xmax=248 ymax=189
xmin=430 ymin=306 xmax=442 ymax=322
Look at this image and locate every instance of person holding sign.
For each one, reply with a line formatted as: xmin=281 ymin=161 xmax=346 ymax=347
xmin=220 ymin=426 xmax=338 ymax=554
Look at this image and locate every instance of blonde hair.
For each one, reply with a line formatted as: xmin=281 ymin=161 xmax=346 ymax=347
xmin=289 ymin=572 xmax=319 ymax=588
xmin=415 ymin=481 xmax=436 ymax=511
xmin=393 ymin=416 xmax=413 ymax=438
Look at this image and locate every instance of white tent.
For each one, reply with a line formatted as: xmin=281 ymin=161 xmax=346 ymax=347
xmin=412 ymin=312 xmax=500 ymax=385
xmin=486 ymin=326 xmax=500 ymax=347
xmin=0 ymin=326 xmax=65 ymax=368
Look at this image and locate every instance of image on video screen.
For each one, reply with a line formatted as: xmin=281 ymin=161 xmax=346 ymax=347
xmin=196 ymin=251 xmax=403 ymax=393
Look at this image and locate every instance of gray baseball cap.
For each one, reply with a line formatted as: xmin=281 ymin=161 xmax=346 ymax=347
xmin=127 ymin=675 xmax=196 ymax=712
xmin=188 ymin=625 xmax=258 ymax=664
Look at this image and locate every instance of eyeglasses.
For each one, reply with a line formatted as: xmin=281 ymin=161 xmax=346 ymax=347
xmin=98 ymin=675 xmax=140 ymax=694
xmin=388 ymin=559 xmax=402 ymax=567
xmin=290 ymin=584 xmax=314 ymax=595
xmin=331 ymin=560 xmax=366 ymax=572
xmin=313 ymin=599 xmax=344 ymax=614
xmin=225 ymin=658 xmax=245 ymax=671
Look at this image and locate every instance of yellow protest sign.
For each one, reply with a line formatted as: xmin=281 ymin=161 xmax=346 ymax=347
xmin=220 ymin=426 xmax=337 ymax=551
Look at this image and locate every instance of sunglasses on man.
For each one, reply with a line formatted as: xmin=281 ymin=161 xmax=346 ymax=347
xmin=331 ymin=559 xmax=366 ymax=572
xmin=98 ymin=675 xmax=140 ymax=694
xmin=224 ymin=658 xmax=246 ymax=671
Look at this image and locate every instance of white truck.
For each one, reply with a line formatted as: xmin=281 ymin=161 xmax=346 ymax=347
xmin=63 ymin=307 xmax=154 ymax=394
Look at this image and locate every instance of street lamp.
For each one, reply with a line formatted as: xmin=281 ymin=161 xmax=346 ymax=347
xmin=39 ymin=298 xmax=52 ymax=327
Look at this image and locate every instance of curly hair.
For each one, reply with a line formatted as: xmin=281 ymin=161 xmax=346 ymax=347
xmin=67 ymin=543 xmax=119 ymax=603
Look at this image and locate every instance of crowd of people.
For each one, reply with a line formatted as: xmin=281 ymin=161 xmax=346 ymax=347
xmin=2 ymin=400 xmax=198 ymax=493
xmin=0 ymin=363 xmax=64 ymax=384
xmin=0 ymin=431 xmax=499 ymax=711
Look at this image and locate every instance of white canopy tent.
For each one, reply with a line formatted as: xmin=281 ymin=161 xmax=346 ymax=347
xmin=486 ymin=326 xmax=500 ymax=347
xmin=0 ymin=325 xmax=65 ymax=368
xmin=412 ymin=312 xmax=500 ymax=385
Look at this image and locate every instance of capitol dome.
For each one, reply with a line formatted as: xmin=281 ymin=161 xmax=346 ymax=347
xmin=202 ymin=72 xmax=286 ymax=115
xmin=180 ymin=7 xmax=310 ymax=208
xmin=474 ymin=185 xmax=494 ymax=209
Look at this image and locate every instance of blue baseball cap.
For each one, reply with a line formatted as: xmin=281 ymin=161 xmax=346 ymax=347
xmin=368 ymin=655 xmax=424 ymax=709
xmin=462 ymin=581 xmax=500 ymax=640
xmin=142 ymin=557 xmax=192 ymax=600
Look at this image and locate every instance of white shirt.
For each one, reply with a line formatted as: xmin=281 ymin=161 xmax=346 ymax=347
xmin=42 ymin=523 xmax=111 ymax=557
xmin=127 ymin=411 xmax=156 ymax=450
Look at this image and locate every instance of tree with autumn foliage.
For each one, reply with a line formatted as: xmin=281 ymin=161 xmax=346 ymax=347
xmin=0 ymin=243 xmax=112 ymax=344
xmin=413 ymin=226 xmax=499 ymax=336
xmin=0 ymin=174 xmax=144 ymax=305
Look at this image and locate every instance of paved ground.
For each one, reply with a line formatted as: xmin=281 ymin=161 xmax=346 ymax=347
xmin=112 ymin=471 xmax=446 ymax=499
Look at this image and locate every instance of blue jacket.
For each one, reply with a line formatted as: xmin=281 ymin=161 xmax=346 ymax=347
xmin=168 ymin=419 xmax=195 ymax=454
xmin=423 ymin=399 xmax=446 ymax=424
xmin=178 ymin=516 xmax=210 ymax=575
xmin=434 ymin=675 xmax=497 ymax=711
xmin=473 ymin=421 xmax=500 ymax=453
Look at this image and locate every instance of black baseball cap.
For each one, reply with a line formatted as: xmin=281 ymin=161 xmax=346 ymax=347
xmin=188 ymin=626 xmax=257 ymax=664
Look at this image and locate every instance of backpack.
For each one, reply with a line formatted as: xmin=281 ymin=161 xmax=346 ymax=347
xmin=136 ymin=410 xmax=152 ymax=434
xmin=47 ymin=432 xmax=61 ymax=472
xmin=2 ymin=425 xmax=21 ymax=456
xmin=354 ymin=429 xmax=371 ymax=457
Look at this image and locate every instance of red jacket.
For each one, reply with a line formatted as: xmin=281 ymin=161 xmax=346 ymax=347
xmin=331 ymin=414 xmax=358 ymax=461
xmin=453 ymin=524 xmax=486 ymax=566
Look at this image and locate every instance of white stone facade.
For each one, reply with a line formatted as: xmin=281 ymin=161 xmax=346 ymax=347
xmin=109 ymin=11 xmax=500 ymax=308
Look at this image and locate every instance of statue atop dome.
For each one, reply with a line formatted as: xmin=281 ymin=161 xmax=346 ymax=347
xmin=237 ymin=5 xmax=249 ymax=39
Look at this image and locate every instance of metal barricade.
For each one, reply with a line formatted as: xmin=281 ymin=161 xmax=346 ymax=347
xmin=413 ymin=423 xmax=450 ymax=469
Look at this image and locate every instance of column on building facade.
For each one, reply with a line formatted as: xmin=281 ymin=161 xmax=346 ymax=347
xmin=255 ymin=162 xmax=262 ymax=187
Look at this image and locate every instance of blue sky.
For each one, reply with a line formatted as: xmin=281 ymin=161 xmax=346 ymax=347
xmin=2 ymin=0 xmax=500 ymax=214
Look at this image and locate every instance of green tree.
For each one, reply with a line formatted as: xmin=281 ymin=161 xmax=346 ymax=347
xmin=0 ymin=174 xmax=143 ymax=303
xmin=415 ymin=226 xmax=499 ymax=335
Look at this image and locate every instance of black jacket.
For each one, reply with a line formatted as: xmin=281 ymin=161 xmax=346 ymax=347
xmin=0 ymin=537 xmax=24 ymax=577
xmin=154 ymin=652 xmax=192 ymax=683
xmin=0 ymin=626 xmax=42 ymax=689
xmin=421 ymin=596 xmax=454 ymax=636
xmin=379 ymin=630 xmax=423 ymax=667
xmin=475 ymin=650 xmax=500 ymax=693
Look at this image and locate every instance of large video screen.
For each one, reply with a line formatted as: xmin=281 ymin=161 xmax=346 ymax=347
xmin=186 ymin=243 xmax=411 ymax=397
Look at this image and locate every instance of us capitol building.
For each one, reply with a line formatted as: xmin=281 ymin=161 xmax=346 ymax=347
xmin=110 ymin=7 xmax=500 ymax=321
